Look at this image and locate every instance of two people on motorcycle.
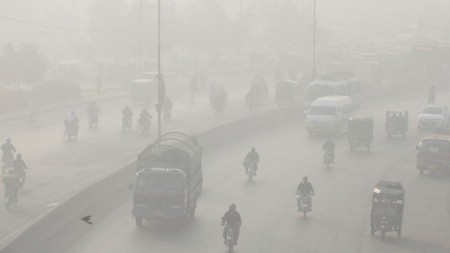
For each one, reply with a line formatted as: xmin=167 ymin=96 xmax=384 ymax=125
xmin=1 ymin=138 xmax=16 ymax=170
xmin=296 ymin=176 xmax=315 ymax=211
xmin=87 ymin=101 xmax=100 ymax=128
xmin=222 ymin=203 xmax=242 ymax=245
xmin=243 ymin=147 xmax=259 ymax=174
xmin=322 ymin=137 xmax=335 ymax=164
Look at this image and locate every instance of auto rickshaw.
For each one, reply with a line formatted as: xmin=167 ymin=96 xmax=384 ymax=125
xmin=348 ymin=116 xmax=373 ymax=151
xmin=385 ymin=111 xmax=408 ymax=138
xmin=370 ymin=181 xmax=404 ymax=241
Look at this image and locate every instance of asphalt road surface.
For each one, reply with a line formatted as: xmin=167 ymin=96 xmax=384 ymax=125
xmin=0 ymin=71 xmax=265 ymax=243
xmin=56 ymin=94 xmax=450 ymax=253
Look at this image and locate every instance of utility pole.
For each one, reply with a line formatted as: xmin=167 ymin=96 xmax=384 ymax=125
xmin=312 ymin=0 xmax=317 ymax=80
xmin=139 ymin=0 xmax=143 ymax=74
xmin=157 ymin=0 xmax=162 ymax=138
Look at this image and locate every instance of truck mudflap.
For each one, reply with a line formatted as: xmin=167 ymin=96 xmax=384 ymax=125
xmin=133 ymin=205 xmax=186 ymax=220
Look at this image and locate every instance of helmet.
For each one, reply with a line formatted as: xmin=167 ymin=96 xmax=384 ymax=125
xmin=303 ymin=176 xmax=308 ymax=182
xmin=16 ymin=153 xmax=22 ymax=159
xmin=6 ymin=138 xmax=11 ymax=143
xmin=251 ymin=147 xmax=255 ymax=151
xmin=229 ymin=203 xmax=236 ymax=210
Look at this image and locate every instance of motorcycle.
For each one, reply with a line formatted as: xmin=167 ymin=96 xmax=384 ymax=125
xmin=65 ymin=122 xmax=79 ymax=141
xmin=297 ymin=193 xmax=312 ymax=218
xmin=88 ymin=112 xmax=99 ymax=129
xmin=137 ymin=118 xmax=151 ymax=136
xmin=16 ymin=169 xmax=26 ymax=188
xmin=122 ymin=116 xmax=132 ymax=133
xmin=324 ymin=150 xmax=334 ymax=168
xmin=222 ymin=222 xmax=238 ymax=253
xmin=5 ymin=187 xmax=17 ymax=210
xmin=245 ymin=161 xmax=257 ymax=182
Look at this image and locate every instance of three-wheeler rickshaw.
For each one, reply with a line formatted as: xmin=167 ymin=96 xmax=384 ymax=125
xmin=348 ymin=116 xmax=373 ymax=151
xmin=385 ymin=111 xmax=408 ymax=138
xmin=370 ymin=181 xmax=405 ymax=241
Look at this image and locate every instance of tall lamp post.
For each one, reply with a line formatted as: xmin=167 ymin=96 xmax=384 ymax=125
xmin=312 ymin=0 xmax=317 ymax=80
xmin=157 ymin=0 xmax=162 ymax=138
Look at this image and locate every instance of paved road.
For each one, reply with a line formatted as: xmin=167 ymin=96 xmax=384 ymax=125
xmin=61 ymin=94 xmax=450 ymax=253
xmin=0 ymin=71 xmax=271 ymax=243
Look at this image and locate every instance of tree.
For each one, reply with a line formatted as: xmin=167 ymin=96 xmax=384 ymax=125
xmin=0 ymin=43 xmax=47 ymax=87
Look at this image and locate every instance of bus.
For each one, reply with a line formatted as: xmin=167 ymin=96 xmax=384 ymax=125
xmin=304 ymin=72 xmax=361 ymax=109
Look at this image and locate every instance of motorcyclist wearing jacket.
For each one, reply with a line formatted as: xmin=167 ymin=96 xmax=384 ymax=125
xmin=296 ymin=176 xmax=315 ymax=210
xmin=222 ymin=203 xmax=242 ymax=245
xmin=244 ymin=147 xmax=260 ymax=173
xmin=13 ymin=153 xmax=27 ymax=186
xmin=322 ymin=137 xmax=335 ymax=163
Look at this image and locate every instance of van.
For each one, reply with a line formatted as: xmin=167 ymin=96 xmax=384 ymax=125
xmin=306 ymin=96 xmax=354 ymax=135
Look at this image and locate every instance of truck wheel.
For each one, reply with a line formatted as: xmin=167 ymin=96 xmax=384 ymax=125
xmin=135 ymin=217 xmax=143 ymax=227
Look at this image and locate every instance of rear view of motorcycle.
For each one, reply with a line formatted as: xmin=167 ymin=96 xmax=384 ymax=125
xmin=297 ymin=194 xmax=312 ymax=218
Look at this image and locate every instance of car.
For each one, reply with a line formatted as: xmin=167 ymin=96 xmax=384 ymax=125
xmin=417 ymin=105 xmax=448 ymax=131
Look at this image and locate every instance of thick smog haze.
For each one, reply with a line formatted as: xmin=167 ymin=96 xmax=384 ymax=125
xmin=0 ymin=0 xmax=449 ymax=253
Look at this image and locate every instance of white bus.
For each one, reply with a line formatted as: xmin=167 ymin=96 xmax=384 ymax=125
xmin=304 ymin=72 xmax=362 ymax=109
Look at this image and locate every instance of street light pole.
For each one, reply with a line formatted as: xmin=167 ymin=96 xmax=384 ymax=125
xmin=312 ymin=0 xmax=317 ymax=80
xmin=157 ymin=0 xmax=162 ymax=138
xmin=139 ymin=0 xmax=143 ymax=74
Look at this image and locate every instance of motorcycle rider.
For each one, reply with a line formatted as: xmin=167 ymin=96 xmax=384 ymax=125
xmin=139 ymin=108 xmax=152 ymax=132
xmin=322 ymin=137 xmax=335 ymax=163
xmin=86 ymin=101 xmax=100 ymax=127
xmin=221 ymin=203 xmax=242 ymax=245
xmin=296 ymin=176 xmax=315 ymax=211
xmin=64 ymin=111 xmax=80 ymax=137
xmin=13 ymin=153 xmax=27 ymax=187
xmin=1 ymin=138 xmax=16 ymax=170
xmin=243 ymin=147 xmax=260 ymax=174
xmin=122 ymin=105 xmax=133 ymax=130
xmin=162 ymin=96 xmax=173 ymax=121
xmin=3 ymin=168 xmax=19 ymax=204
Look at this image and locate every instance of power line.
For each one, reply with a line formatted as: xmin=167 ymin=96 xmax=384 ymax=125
xmin=0 ymin=14 xmax=147 ymax=33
